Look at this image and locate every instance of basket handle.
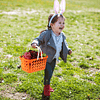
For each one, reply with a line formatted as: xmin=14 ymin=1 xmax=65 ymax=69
xmin=36 ymin=46 xmax=43 ymax=60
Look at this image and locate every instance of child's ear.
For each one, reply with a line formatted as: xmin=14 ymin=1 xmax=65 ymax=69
xmin=50 ymin=23 xmax=53 ymax=27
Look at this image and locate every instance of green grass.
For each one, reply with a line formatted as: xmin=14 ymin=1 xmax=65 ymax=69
xmin=0 ymin=0 xmax=100 ymax=99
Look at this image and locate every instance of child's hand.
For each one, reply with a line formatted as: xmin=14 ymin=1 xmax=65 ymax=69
xmin=69 ymin=50 xmax=72 ymax=55
xmin=31 ymin=43 xmax=37 ymax=48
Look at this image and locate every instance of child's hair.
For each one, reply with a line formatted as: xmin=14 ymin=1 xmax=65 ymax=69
xmin=40 ymin=14 xmax=65 ymax=34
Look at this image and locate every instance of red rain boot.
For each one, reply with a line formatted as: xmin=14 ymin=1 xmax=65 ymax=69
xmin=44 ymin=85 xmax=50 ymax=96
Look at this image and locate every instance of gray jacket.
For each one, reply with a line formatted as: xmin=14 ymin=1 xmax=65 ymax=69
xmin=32 ymin=29 xmax=71 ymax=63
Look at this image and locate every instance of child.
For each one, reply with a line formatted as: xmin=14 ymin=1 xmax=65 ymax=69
xmin=31 ymin=0 xmax=72 ymax=96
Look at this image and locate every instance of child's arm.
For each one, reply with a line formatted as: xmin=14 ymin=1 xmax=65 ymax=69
xmin=31 ymin=31 xmax=46 ymax=48
xmin=64 ymin=40 xmax=72 ymax=55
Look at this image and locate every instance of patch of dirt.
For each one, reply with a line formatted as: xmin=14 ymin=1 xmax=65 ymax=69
xmin=0 ymin=85 xmax=32 ymax=100
xmin=1 ymin=70 xmax=35 ymax=100
xmin=66 ymin=9 xmax=100 ymax=13
xmin=0 ymin=8 xmax=100 ymax=16
xmin=88 ymin=67 xmax=100 ymax=76
xmin=0 ymin=8 xmax=40 ymax=16
xmin=73 ymin=74 xmax=96 ymax=85
xmin=74 ymin=68 xmax=100 ymax=85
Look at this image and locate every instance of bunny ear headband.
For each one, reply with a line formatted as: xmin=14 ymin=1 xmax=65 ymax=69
xmin=49 ymin=0 xmax=65 ymax=27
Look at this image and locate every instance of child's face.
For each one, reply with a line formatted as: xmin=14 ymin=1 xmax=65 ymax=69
xmin=51 ymin=17 xmax=65 ymax=35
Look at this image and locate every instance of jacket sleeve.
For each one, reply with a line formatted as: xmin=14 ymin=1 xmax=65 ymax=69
xmin=64 ymin=39 xmax=71 ymax=55
xmin=62 ymin=32 xmax=71 ymax=55
xmin=31 ymin=31 xmax=46 ymax=46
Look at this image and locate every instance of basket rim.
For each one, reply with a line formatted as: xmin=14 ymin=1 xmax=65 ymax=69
xmin=19 ymin=55 xmax=48 ymax=61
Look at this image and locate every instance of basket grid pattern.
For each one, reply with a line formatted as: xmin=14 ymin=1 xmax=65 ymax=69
xmin=20 ymin=55 xmax=48 ymax=73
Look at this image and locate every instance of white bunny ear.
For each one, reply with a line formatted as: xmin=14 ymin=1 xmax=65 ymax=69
xmin=60 ymin=0 xmax=66 ymax=14
xmin=54 ymin=0 xmax=59 ymax=14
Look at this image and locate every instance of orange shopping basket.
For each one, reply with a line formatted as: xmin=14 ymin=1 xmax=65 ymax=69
xmin=19 ymin=46 xmax=48 ymax=73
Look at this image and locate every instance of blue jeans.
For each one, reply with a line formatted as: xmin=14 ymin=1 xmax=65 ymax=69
xmin=44 ymin=59 xmax=56 ymax=85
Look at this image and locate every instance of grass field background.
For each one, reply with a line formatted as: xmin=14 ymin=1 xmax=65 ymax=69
xmin=0 ymin=0 xmax=100 ymax=100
